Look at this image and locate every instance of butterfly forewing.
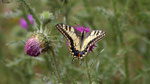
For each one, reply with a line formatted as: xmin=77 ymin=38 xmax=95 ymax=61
xmin=81 ymin=30 xmax=105 ymax=51
xmin=56 ymin=24 xmax=81 ymax=53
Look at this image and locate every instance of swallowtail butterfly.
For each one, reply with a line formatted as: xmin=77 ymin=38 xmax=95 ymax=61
xmin=56 ymin=24 xmax=106 ymax=60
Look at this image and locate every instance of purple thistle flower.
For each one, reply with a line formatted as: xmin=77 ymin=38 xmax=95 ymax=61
xmin=84 ymin=27 xmax=90 ymax=33
xmin=20 ymin=18 xmax=28 ymax=29
xmin=25 ymin=33 xmax=49 ymax=57
xmin=25 ymin=37 xmax=42 ymax=56
xmin=27 ymin=14 xmax=34 ymax=24
xmin=20 ymin=14 xmax=34 ymax=29
xmin=88 ymin=44 xmax=96 ymax=52
xmin=74 ymin=25 xmax=90 ymax=33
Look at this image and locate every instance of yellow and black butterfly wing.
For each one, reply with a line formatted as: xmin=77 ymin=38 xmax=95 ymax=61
xmin=56 ymin=24 xmax=81 ymax=56
xmin=80 ymin=30 xmax=106 ymax=56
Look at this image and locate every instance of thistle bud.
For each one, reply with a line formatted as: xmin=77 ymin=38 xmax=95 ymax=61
xmin=40 ymin=11 xmax=54 ymax=21
xmin=25 ymin=33 xmax=49 ymax=57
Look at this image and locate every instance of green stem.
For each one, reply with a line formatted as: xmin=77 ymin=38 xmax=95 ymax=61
xmin=20 ymin=0 xmax=41 ymax=28
xmin=124 ymin=55 xmax=130 ymax=84
xmin=48 ymin=49 xmax=62 ymax=83
xmin=85 ymin=58 xmax=92 ymax=84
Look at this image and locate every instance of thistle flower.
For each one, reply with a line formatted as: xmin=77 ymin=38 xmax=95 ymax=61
xmin=88 ymin=44 xmax=96 ymax=52
xmin=20 ymin=19 xmax=28 ymax=29
xmin=25 ymin=33 xmax=49 ymax=56
xmin=20 ymin=14 xmax=34 ymax=29
xmin=27 ymin=14 xmax=34 ymax=24
xmin=74 ymin=25 xmax=90 ymax=33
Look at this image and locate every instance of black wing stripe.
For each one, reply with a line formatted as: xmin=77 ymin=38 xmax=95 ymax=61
xmin=96 ymin=31 xmax=99 ymax=35
xmin=94 ymin=31 xmax=97 ymax=35
xmin=69 ymin=26 xmax=71 ymax=31
xmin=65 ymin=25 xmax=68 ymax=30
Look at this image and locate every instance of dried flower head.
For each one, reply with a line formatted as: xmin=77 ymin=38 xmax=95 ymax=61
xmin=25 ymin=33 xmax=49 ymax=56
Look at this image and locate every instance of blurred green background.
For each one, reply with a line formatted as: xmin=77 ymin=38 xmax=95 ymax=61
xmin=0 ymin=0 xmax=150 ymax=84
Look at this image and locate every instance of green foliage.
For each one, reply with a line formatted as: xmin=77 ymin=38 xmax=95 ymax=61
xmin=0 ymin=0 xmax=150 ymax=84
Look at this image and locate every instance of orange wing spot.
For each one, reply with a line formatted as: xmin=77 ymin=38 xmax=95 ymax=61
xmin=78 ymin=53 xmax=80 ymax=57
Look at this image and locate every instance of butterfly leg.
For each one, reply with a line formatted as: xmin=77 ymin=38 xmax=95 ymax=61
xmin=72 ymin=57 xmax=75 ymax=64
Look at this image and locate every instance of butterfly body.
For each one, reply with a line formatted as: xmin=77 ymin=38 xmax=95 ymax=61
xmin=56 ymin=24 xmax=105 ymax=60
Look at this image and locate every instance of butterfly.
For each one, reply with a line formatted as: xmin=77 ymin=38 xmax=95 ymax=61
xmin=56 ymin=24 xmax=106 ymax=60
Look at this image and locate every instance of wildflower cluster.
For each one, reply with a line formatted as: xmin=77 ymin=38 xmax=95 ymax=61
xmin=20 ymin=12 xmax=52 ymax=57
